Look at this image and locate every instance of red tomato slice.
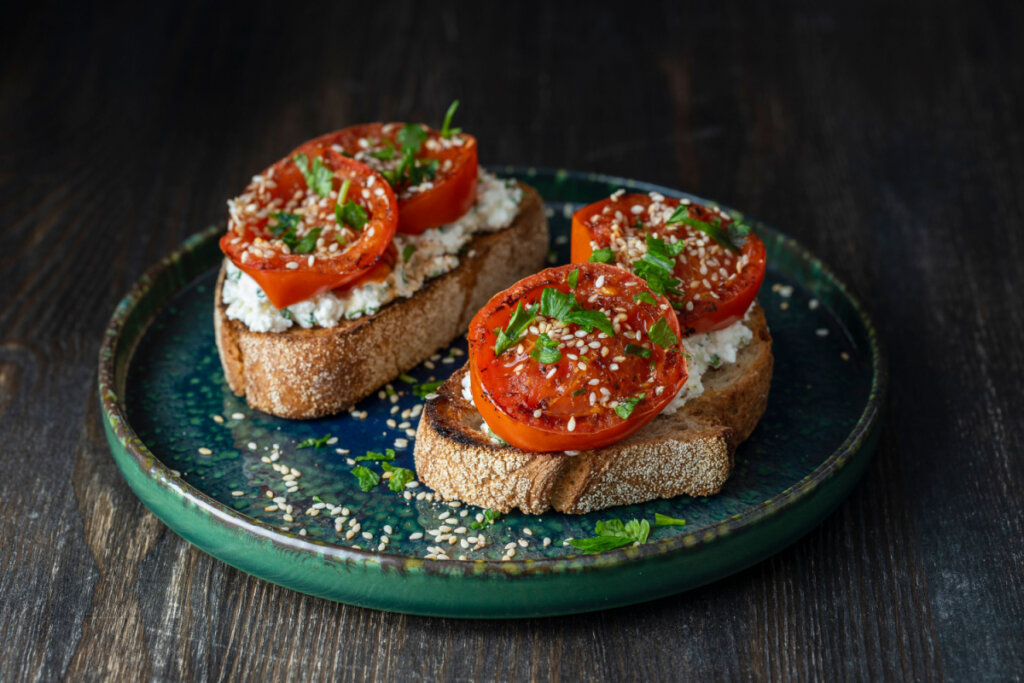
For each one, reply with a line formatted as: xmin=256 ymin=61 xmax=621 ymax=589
xmin=467 ymin=263 xmax=689 ymax=453
xmin=219 ymin=151 xmax=398 ymax=309
xmin=300 ymin=123 xmax=478 ymax=235
xmin=571 ymin=194 xmax=766 ymax=336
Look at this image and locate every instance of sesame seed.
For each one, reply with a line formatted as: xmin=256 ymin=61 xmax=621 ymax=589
xmin=816 ymin=328 xmax=829 ymax=337
xmin=410 ymin=532 xmax=424 ymax=540
xmin=231 ymin=490 xmax=244 ymax=497
xmin=567 ymin=416 xmax=576 ymax=432
xmin=197 ymin=447 xmax=212 ymax=455
xmin=232 ymin=412 xmax=245 ymax=420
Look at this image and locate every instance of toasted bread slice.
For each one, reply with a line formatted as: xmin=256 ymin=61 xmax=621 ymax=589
xmin=214 ymin=183 xmax=549 ymax=419
xmin=413 ymin=305 xmax=773 ymax=514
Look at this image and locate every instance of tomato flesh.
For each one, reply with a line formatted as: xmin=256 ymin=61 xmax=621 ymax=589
xmin=299 ymin=123 xmax=478 ymax=235
xmin=219 ymin=151 xmax=398 ymax=309
xmin=468 ymin=263 xmax=689 ymax=452
xmin=572 ymin=194 xmax=766 ymax=336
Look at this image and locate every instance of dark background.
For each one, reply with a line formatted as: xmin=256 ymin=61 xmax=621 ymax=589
xmin=2 ymin=1 xmax=1023 ymax=680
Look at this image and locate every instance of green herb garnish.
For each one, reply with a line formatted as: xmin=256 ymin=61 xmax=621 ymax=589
xmin=291 ymin=227 xmax=322 ymax=254
xmin=589 ymin=247 xmax=615 ymax=263
xmin=493 ymin=301 xmax=539 ymax=356
xmin=268 ymin=212 xmax=301 ymax=236
xmin=666 ymin=205 xmax=741 ymax=253
xmin=572 ymin=388 xmax=587 ymax=396
xmin=293 ymin=154 xmax=333 ymax=198
xmin=469 ymin=508 xmax=501 ymax=529
xmin=568 ymin=518 xmax=650 ymax=554
xmin=530 ymin=333 xmax=562 ymax=364
xmin=396 ymin=123 xmax=428 ymax=153
xmin=633 ymin=291 xmax=658 ymax=306
xmin=351 ymin=465 xmax=380 ymax=491
xmin=382 ymin=462 xmax=415 ymax=492
xmin=297 ymin=433 xmax=331 ymax=449
xmin=539 ymin=287 xmax=615 ymax=337
xmin=398 ymin=373 xmax=417 ymax=384
xmin=440 ymin=99 xmax=462 ymax=138
xmin=654 ymin=513 xmax=687 ymax=526
xmin=402 ymin=243 xmax=416 ymax=263
xmin=354 ymin=448 xmax=396 ymax=462
xmin=624 ymin=343 xmax=651 ymax=358
xmin=649 ymin=316 xmax=679 ymax=348
xmin=368 ymin=140 xmax=396 ymax=160
xmin=614 ymin=393 xmax=645 ymax=419
xmin=414 ymin=380 xmax=444 ymax=398
xmin=567 ymin=267 xmax=580 ymax=289
xmin=337 ymin=199 xmax=368 ymax=232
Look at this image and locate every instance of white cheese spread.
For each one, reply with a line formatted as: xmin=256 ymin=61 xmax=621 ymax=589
xmin=222 ymin=170 xmax=522 ymax=333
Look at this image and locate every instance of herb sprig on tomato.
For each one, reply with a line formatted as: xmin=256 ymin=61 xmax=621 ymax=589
xmin=571 ymin=192 xmax=766 ymax=336
xmin=468 ymin=264 xmax=689 ymax=452
xmin=220 ymin=149 xmax=398 ymax=309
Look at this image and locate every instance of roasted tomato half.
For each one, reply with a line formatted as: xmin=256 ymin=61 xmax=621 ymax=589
xmin=571 ymin=193 xmax=766 ymax=335
xmin=467 ymin=263 xmax=689 ymax=453
xmin=300 ymin=122 xmax=478 ymax=235
xmin=219 ymin=150 xmax=398 ymax=309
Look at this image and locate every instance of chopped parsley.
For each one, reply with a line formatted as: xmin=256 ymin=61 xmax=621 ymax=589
xmin=291 ymin=227 xmax=321 ymax=254
xmin=396 ymin=123 xmax=428 ymax=153
xmin=567 ymin=267 xmax=580 ymax=289
xmin=493 ymin=301 xmax=538 ymax=356
xmin=293 ymin=154 xmax=333 ymax=198
xmin=296 ymin=433 xmax=331 ymax=449
xmin=568 ymin=518 xmax=650 ymax=554
xmin=354 ymin=448 xmax=396 ymax=462
xmin=614 ymin=393 xmax=645 ymax=419
xmin=649 ymin=316 xmax=679 ymax=348
xmin=710 ymin=353 xmax=722 ymax=367
xmin=414 ymin=380 xmax=444 ymax=398
xmin=470 ymin=508 xmax=501 ymax=529
xmin=381 ymin=124 xmax=438 ymax=187
xmin=654 ymin=513 xmax=687 ymax=526
xmin=268 ymin=212 xmax=301 ymax=236
xmin=402 ymin=243 xmax=416 ymax=263
xmin=382 ymin=462 xmax=414 ymax=492
xmin=572 ymin=388 xmax=587 ymax=396
xmin=631 ymin=235 xmax=686 ymax=297
xmin=440 ymin=99 xmax=462 ymax=138
xmin=624 ymin=343 xmax=651 ymax=359
xmin=666 ymin=206 xmax=741 ymax=253
xmin=351 ymin=465 xmax=380 ymax=491
xmin=367 ymin=140 xmax=396 ymax=160
xmin=539 ymin=288 xmax=615 ymax=337
xmin=397 ymin=373 xmax=417 ymax=384
xmin=336 ymin=199 xmax=368 ymax=232
xmin=530 ymin=333 xmax=562 ymax=364
xmin=589 ymin=247 xmax=615 ymax=263
xmin=633 ymin=291 xmax=658 ymax=306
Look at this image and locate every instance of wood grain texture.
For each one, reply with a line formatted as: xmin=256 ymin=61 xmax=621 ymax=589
xmin=1 ymin=0 xmax=1022 ymax=680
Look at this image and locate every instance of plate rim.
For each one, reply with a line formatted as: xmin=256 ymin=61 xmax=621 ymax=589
xmin=98 ymin=167 xmax=887 ymax=579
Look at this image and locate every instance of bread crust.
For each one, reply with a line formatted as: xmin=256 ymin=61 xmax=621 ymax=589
xmin=414 ymin=306 xmax=773 ymax=514
xmin=214 ymin=183 xmax=549 ymax=419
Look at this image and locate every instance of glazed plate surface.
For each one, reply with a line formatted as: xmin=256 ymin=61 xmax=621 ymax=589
xmin=99 ymin=168 xmax=885 ymax=618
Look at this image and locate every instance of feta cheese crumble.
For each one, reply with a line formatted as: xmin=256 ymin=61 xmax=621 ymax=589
xmin=222 ymin=171 xmax=521 ymax=333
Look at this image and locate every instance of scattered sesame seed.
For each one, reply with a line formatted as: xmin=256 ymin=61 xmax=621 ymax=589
xmin=815 ymin=328 xmax=829 ymax=337
xmin=231 ymin=412 xmax=245 ymax=420
xmin=231 ymin=490 xmax=244 ymax=497
xmin=409 ymin=532 xmax=424 ymax=540
xmin=198 ymin=447 xmax=212 ymax=455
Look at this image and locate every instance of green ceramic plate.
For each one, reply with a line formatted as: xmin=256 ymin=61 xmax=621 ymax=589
xmin=99 ymin=168 xmax=885 ymax=618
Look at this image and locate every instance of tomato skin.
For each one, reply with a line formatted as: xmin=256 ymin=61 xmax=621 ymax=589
xmin=298 ymin=124 xmax=479 ymax=235
xmin=468 ymin=263 xmax=689 ymax=453
xmin=219 ymin=152 xmax=398 ymax=309
xmin=571 ymin=195 xmax=767 ymax=336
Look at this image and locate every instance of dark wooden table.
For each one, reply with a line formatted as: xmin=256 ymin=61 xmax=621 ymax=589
xmin=3 ymin=1 xmax=1022 ymax=679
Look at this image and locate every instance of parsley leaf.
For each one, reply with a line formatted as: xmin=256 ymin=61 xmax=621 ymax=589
xmin=469 ymin=508 xmax=501 ymax=529
xmin=649 ymin=316 xmax=679 ymax=348
xmin=567 ymin=267 xmax=580 ymax=289
xmin=414 ymin=380 xmax=444 ymax=398
xmin=382 ymin=462 xmax=414 ymax=492
xmin=268 ymin=212 xmax=301 ymax=237
xmin=633 ymin=291 xmax=658 ymax=306
xmin=354 ymin=449 xmax=396 ymax=462
xmin=398 ymin=373 xmax=417 ymax=384
xmin=530 ymin=333 xmax=562 ymax=364
xmin=293 ymin=154 xmax=333 ymax=198
xmin=540 ymin=287 xmax=576 ymax=321
xmin=539 ymin=287 xmax=615 ymax=337
xmin=297 ymin=433 xmax=332 ymax=449
xmin=493 ymin=301 xmax=539 ymax=356
xmin=351 ymin=465 xmax=380 ymax=491
xmin=572 ymin=388 xmax=587 ymax=396
xmin=569 ymin=518 xmax=651 ymax=554
xmin=614 ymin=393 xmax=645 ymax=419
xmin=726 ymin=221 xmax=752 ymax=248
xmin=337 ymin=200 xmax=368 ymax=232
xmin=667 ymin=208 xmax=741 ymax=253
xmin=368 ymin=140 xmax=395 ymax=160
xmin=396 ymin=123 xmax=428 ymax=153
xmin=402 ymin=243 xmax=416 ymax=263
xmin=441 ymin=100 xmax=462 ymax=138
xmin=624 ymin=343 xmax=651 ymax=358
xmin=655 ymin=513 xmax=687 ymax=526
xmin=589 ymin=247 xmax=615 ymax=263
xmin=292 ymin=227 xmax=321 ymax=254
